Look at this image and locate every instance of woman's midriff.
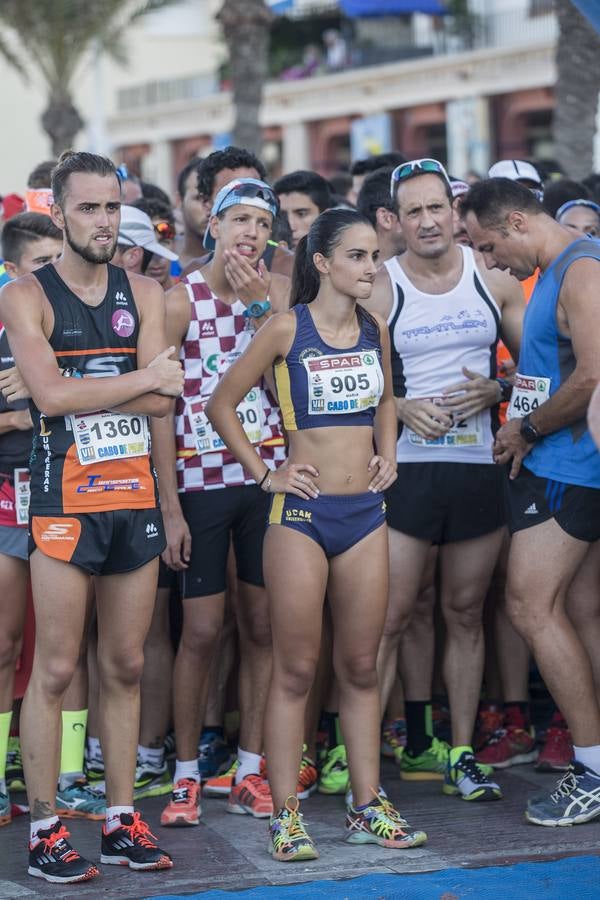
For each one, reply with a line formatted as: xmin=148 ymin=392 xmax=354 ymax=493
xmin=286 ymin=426 xmax=377 ymax=494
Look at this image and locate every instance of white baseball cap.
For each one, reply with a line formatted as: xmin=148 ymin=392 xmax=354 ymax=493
xmin=118 ymin=205 xmax=178 ymax=261
xmin=488 ymin=160 xmax=542 ymax=187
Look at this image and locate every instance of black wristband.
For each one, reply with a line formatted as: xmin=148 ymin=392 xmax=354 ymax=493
xmin=258 ymin=468 xmax=270 ymax=488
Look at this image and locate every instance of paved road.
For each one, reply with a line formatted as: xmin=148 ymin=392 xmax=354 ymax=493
xmin=1 ymin=759 xmax=598 ymax=899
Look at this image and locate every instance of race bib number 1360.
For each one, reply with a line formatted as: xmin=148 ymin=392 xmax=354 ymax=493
xmin=70 ymin=411 xmax=149 ymax=465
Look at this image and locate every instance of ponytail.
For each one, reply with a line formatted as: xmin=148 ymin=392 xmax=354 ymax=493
xmin=290 ymin=234 xmax=320 ymax=307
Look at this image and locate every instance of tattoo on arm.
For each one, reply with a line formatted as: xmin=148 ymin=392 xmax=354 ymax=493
xmin=32 ymin=798 xmax=55 ymax=819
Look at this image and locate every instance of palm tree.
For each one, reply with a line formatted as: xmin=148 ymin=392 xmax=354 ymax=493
xmin=553 ymin=0 xmax=600 ymax=180
xmin=0 ymin=0 xmax=176 ymax=156
xmin=217 ymin=0 xmax=272 ymax=154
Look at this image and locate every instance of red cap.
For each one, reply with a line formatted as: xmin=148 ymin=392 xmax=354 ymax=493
xmin=1 ymin=193 xmax=26 ymax=221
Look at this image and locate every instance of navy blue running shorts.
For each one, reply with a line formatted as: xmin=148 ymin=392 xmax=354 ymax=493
xmin=268 ymin=490 xmax=386 ymax=557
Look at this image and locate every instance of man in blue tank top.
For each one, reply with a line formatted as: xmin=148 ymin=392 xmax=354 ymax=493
xmin=463 ymin=177 xmax=600 ymax=827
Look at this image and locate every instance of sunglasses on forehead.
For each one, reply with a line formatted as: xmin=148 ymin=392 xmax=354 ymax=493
xmin=220 ymin=181 xmax=279 ymax=213
xmin=390 ymin=158 xmax=451 ymax=197
xmin=154 ymin=220 xmax=176 ymax=241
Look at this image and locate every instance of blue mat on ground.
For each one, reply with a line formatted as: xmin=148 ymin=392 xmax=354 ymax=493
xmin=152 ymin=854 xmax=600 ymax=899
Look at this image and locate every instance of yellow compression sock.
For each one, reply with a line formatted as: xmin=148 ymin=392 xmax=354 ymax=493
xmin=60 ymin=709 xmax=88 ymax=776
xmin=0 ymin=711 xmax=11 ymax=782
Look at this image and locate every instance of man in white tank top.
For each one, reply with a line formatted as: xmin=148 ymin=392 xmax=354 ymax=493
xmin=368 ymin=160 xmax=524 ymax=801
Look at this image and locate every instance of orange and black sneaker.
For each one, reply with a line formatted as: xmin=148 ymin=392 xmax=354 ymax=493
xmin=227 ymin=773 xmax=273 ymax=818
xmin=28 ymin=820 xmax=99 ymax=883
xmin=297 ymin=748 xmax=318 ymax=800
xmin=161 ymin=778 xmax=201 ymax=827
xmin=203 ymin=759 xmax=239 ymax=797
xmin=101 ymin=812 xmax=173 ymax=869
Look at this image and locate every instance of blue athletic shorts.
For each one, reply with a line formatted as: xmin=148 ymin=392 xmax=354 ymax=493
xmin=268 ymin=491 xmax=386 ymax=558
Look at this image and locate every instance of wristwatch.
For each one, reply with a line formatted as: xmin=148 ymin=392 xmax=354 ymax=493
xmin=520 ymin=413 xmax=542 ymax=444
xmin=242 ymin=300 xmax=271 ymax=320
xmin=496 ymin=378 xmax=513 ymax=403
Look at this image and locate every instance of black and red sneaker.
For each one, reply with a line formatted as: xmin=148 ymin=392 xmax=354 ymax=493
xmin=28 ymin=820 xmax=99 ymax=883
xmin=100 ymin=811 xmax=173 ymax=870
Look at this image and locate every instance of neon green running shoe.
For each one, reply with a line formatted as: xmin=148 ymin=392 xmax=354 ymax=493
xmin=134 ymin=761 xmax=172 ymax=800
xmin=399 ymin=736 xmax=450 ymax=781
xmin=318 ymin=744 xmax=349 ymax=795
xmin=268 ymin=795 xmax=319 ymax=862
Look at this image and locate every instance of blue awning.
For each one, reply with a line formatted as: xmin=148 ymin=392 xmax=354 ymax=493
xmin=267 ymin=0 xmax=295 ymax=13
xmin=340 ymin=0 xmax=447 ymax=16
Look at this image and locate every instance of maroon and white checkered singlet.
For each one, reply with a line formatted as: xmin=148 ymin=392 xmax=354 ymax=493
xmin=175 ymin=270 xmax=285 ymax=492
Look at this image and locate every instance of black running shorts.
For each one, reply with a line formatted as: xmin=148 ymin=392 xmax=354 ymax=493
xmin=178 ymin=484 xmax=269 ymax=599
xmin=504 ymin=465 xmax=600 ymax=543
xmin=29 ymin=507 xmax=166 ymax=575
xmin=385 ymin=461 xmax=506 ymax=544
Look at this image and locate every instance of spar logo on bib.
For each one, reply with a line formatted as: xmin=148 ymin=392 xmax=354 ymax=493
xmin=112 ymin=310 xmax=135 ymax=338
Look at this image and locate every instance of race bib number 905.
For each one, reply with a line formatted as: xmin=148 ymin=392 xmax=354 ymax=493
xmin=70 ymin=411 xmax=149 ymax=465
xmin=304 ymin=351 xmax=383 ymax=415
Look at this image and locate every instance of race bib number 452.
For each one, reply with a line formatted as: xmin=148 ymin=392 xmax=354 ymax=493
xmin=70 ymin=411 xmax=149 ymax=465
xmin=507 ymin=374 xmax=551 ymax=420
xmin=304 ymin=351 xmax=383 ymax=415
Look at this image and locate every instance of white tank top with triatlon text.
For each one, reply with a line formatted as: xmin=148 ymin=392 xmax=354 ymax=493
xmin=385 ymin=245 xmax=500 ymax=464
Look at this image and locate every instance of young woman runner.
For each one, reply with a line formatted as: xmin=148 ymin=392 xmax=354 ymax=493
xmin=207 ymin=209 xmax=427 ymax=861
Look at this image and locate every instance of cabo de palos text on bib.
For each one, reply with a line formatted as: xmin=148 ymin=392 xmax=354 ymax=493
xmin=304 ymin=351 xmax=383 ymax=415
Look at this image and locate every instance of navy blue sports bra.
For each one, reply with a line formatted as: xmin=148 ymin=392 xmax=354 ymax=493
xmin=274 ymin=304 xmax=384 ymax=431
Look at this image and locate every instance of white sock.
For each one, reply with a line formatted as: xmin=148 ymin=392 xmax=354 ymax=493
xmin=235 ymin=747 xmax=262 ymax=784
xmin=86 ymin=736 xmax=102 ymax=762
xmin=174 ymin=758 xmax=200 ymax=784
xmin=573 ymin=744 xmax=600 ymax=773
xmin=105 ymin=805 xmax=134 ymax=832
xmin=137 ymin=744 xmax=165 ymax=769
xmin=59 ymin=771 xmax=84 ymax=792
xmin=30 ymin=816 xmax=59 ymax=844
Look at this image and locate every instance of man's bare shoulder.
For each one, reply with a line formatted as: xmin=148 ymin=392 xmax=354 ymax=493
xmin=473 ymin=250 xmax=521 ymax=303
xmin=366 ymin=262 xmax=394 ymax=319
xmin=181 ymin=255 xmax=209 ymax=278
xmin=0 ymin=273 xmax=45 ymax=313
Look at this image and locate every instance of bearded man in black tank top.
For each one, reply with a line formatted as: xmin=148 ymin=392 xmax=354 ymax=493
xmin=0 ymin=151 xmax=183 ymax=883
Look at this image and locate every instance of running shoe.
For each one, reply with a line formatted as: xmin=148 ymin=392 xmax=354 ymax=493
xmin=134 ymin=760 xmax=172 ymax=800
xmin=475 ymin=726 xmax=538 ymax=769
xmin=228 ymin=773 xmax=273 ymax=818
xmin=198 ymin=732 xmax=231 ymax=780
xmin=318 ymin=744 xmax=350 ymax=795
xmin=203 ymin=758 xmax=240 ymax=797
xmin=160 ymin=778 xmax=201 ymax=827
xmin=345 ymin=784 xmax=387 ymax=810
xmin=101 ymin=811 xmax=173 ymax=869
xmin=6 ymin=736 xmax=25 ymax=791
xmin=84 ymin=752 xmax=105 ymax=784
xmin=0 ymin=790 xmax=10 ymax=827
xmin=268 ymin=795 xmax=319 ymax=862
xmin=28 ymin=821 xmax=99 ymax=884
xmin=443 ymin=749 xmax=502 ymax=801
xmin=526 ymin=761 xmax=600 ymax=826
xmin=381 ymin=718 xmax=407 ymax=759
xmin=163 ymin=729 xmax=176 ymax=760
xmin=344 ymin=794 xmax=427 ymax=849
xmin=399 ymin=736 xmax=450 ymax=781
xmin=297 ymin=747 xmax=318 ymax=800
xmin=473 ymin=706 xmax=504 ymax=752
xmin=535 ymin=726 xmax=573 ymax=773
xmin=56 ymin=780 xmax=106 ymax=821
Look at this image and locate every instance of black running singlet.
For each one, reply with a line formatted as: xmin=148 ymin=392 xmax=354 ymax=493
xmin=29 ymin=263 xmax=158 ymax=515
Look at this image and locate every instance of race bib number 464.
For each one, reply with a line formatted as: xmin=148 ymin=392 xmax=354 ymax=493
xmin=507 ymin=374 xmax=551 ymax=420
xmin=304 ymin=351 xmax=383 ymax=415
xmin=70 ymin=411 xmax=149 ymax=465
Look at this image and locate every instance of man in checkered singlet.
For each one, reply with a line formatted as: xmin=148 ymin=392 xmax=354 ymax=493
xmin=155 ymin=178 xmax=290 ymax=827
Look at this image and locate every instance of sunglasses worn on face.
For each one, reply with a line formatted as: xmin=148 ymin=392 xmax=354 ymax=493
xmin=390 ymin=158 xmax=451 ymax=198
xmin=154 ymin=221 xmax=176 ymax=242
